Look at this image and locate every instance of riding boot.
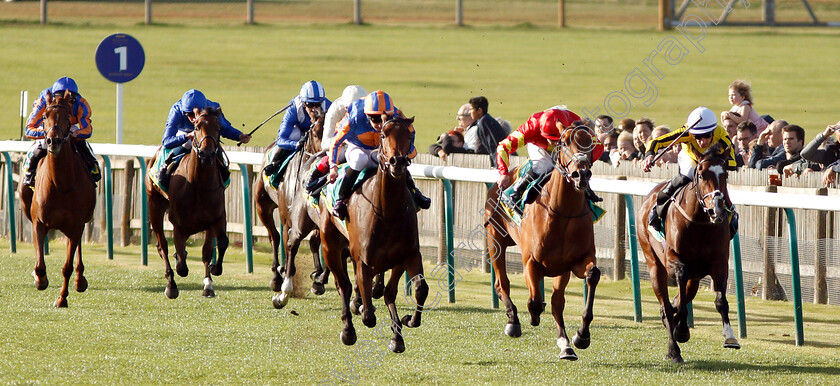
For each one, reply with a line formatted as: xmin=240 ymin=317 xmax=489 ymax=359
xmin=585 ymin=186 xmax=603 ymax=203
xmin=331 ymin=168 xmax=360 ymax=220
xmin=523 ymin=171 xmax=551 ymax=205
xmin=215 ymin=147 xmax=230 ymax=182
xmin=263 ymin=148 xmax=292 ymax=178
xmin=22 ymin=145 xmax=47 ymax=187
xmin=649 ymin=174 xmax=692 ymax=233
xmin=157 ymin=146 xmax=187 ymax=189
xmin=501 ymin=170 xmax=538 ymax=215
xmin=305 ymin=167 xmax=327 ymax=196
xmin=405 ymin=175 xmax=432 ymax=210
xmin=73 ymin=140 xmax=101 ymax=183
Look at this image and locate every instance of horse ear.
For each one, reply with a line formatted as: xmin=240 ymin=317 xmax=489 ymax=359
xmin=45 ymin=91 xmax=53 ymax=104
xmin=407 ymin=116 xmax=415 ymax=125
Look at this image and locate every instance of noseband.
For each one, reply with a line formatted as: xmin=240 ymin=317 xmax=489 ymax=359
xmin=552 ymin=126 xmax=595 ymax=182
xmin=192 ymin=114 xmax=220 ymax=159
xmin=378 ymin=119 xmax=411 ymax=175
xmin=691 ymin=157 xmax=730 ymax=222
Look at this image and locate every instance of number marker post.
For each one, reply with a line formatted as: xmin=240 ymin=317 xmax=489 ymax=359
xmin=95 ymin=33 xmax=145 ymax=144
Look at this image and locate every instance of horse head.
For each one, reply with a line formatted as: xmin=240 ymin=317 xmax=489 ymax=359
xmin=556 ymin=122 xmax=597 ymax=192
xmin=43 ymin=90 xmax=73 ymax=155
xmin=378 ymin=116 xmax=414 ymax=178
xmin=695 ymin=143 xmax=730 ymax=224
xmin=192 ymin=107 xmax=221 ymax=167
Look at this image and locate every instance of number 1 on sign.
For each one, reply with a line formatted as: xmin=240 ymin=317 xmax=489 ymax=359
xmin=114 ymin=46 xmax=127 ymax=71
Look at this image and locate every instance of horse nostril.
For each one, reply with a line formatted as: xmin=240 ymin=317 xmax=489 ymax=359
xmin=389 ymin=156 xmax=397 ymax=165
xmin=571 ymin=170 xmax=580 ymax=179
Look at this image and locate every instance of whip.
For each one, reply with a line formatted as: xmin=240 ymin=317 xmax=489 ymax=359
xmin=237 ymin=102 xmax=293 ymax=146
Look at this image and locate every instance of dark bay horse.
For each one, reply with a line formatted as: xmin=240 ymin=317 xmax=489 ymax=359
xmin=20 ymin=91 xmax=96 ymax=307
xmin=319 ymin=116 xmax=428 ymax=353
xmin=254 ymin=114 xmax=332 ymax=309
xmin=484 ymin=125 xmax=601 ymax=360
xmin=636 ymin=143 xmax=740 ymax=363
xmin=147 ymin=107 xmax=229 ymax=299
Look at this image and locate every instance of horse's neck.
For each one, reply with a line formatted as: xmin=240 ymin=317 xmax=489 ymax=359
xmin=371 ymin=169 xmax=408 ymax=217
xmin=43 ymin=142 xmax=79 ymax=190
xmin=545 ymin=170 xmax=586 ymax=214
xmin=675 ymin=182 xmax=704 ymax=220
xmin=183 ymin=152 xmax=221 ymax=188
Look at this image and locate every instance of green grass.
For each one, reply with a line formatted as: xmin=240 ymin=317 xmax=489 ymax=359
xmin=1 ymin=239 xmax=838 ymax=383
xmin=2 ymin=22 xmax=840 ymax=149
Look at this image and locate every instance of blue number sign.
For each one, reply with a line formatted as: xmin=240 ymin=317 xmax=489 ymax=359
xmin=95 ymin=33 xmax=145 ymax=83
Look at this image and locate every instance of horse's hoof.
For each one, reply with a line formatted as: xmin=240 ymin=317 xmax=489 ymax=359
xmin=372 ymin=283 xmax=385 ymax=299
xmin=559 ymin=348 xmax=578 ymax=361
xmin=572 ymin=332 xmax=591 ymax=349
xmin=272 ymin=292 xmax=289 ymax=309
xmin=401 ymin=315 xmax=419 ymax=328
xmin=530 ymin=315 xmax=540 ymax=327
xmin=669 ymin=355 xmax=685 ymax=364
xmin=270 ymin=276 xmax=283 ymax=292
xmin=674 ymin=326 xmax=690 ymax=344
xmin=388 ymin=339 xmax=405 ymax=353
xmin=310 ymin=271 xmax=320 ymax=281
xmin=75 ymin=276 xmax=88 ymax=292
xmin=310 ymin=282 xmax=326 ymax=295
xmin=350 ymin=300 xmax=361 ymax=315
xmin=33 ymin=271 xmax=48 ymax=290
xmin=340 ymin=329 xmax=357 ymax=346
xmin=210 ymin=263 xmax=223 ymax=276
xmin=724 ymin=338 xmax=741 ymax=349
xmin=165 ymin=285 xmax=179 ymax=299
xmin=53 ymin=297 xmax=68 ymax=308
xmin=504 ymin=323 xmax=522 ymax=338
xmin=362 ymin=313 xmax=376 ymax=329
xmin=175 ymin=264 xmax=188 ymax=278
xmin=202 ymin=289 xmax=216 ymax=298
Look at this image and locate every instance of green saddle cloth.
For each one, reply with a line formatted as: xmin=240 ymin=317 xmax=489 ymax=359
xmin=151 ymin=147 xmax=230 ymax=193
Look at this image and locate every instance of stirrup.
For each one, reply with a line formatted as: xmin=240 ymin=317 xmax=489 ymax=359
xmin=501 ymin=193 xmax=522 ymax=216
xmin=22 ymin=173 xmax=35 ymax=187
xmin=647 ymin=208 xmax=665 ymax=242
xmin=414 ymin=192 xmax=431 ymax=210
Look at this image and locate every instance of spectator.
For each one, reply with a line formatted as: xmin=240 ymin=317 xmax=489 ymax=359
xmin=736 ymin=121 xmax=757 ymax=167
xmin=430 ymin=103 xmax=474 ymax=158
xmin=618 ymin=118 xmax=635 ymax=134
xmin=601 ymin=130 xmax=620 ymax=165
xmin=650 ymin=125 xmax=678 ymax=165
xmin=722 ymin=113 xmax=739 ymax=140
xmin=750 ymin=119 xmax=788 ymax=169
xmin=428 ymin=130 xmax=470 ymax=161
xmin=496 ymin=117 xmax=513 ymax=134
xmin=633 ymin=117 xmax=654 ymax=154
xmin=801 ymin=121 xmax=840 ymax=183
xmin=465 ymin=96 xmax=509 ymax=167
xmin=776 ymin=125 xmax=819 ymax=177
xmin=594 ymin=115 xmax=614 ymax=142
xmin=720 ymin=79 xmax=769 ymax=133
xmin=616 ymin=131 xmax=641 ymax=166
xmin=752 ymin=124 xmax=808 ymax=170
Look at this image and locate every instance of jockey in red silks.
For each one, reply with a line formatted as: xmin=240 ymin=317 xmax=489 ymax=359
xmin=496 ymin=106 xmax=603 ymax=214
xmin=323 ymin=90 xmax=431 ymax=220
xmin=23 ymin=77 xmax=100 ymax=187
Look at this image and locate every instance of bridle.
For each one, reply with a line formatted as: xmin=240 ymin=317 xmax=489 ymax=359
xmin=44 ymin=103 xmax=72 ymax=149
xmin=192 ymin=111 xmax=220 ymax=163
xmin=377 ymin=118 xmax=411 ymax=176
xmin=551 ymin=126 xmax=596 ymax=183
xmin=690 ymin=156 xmax=730 ymax=223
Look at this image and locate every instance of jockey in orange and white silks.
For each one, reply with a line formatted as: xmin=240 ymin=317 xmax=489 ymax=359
xmin=323 ymin=90 xmax=430 ymax=220
xmin=23 ymin=77 xmax=100 ymax=187
xmin=496 ymin=107 xmax=603 ymax=213
xmin=642 ymin=106 xmax=737 ymax=235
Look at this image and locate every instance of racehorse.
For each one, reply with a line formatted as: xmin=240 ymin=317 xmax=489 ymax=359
xmin=636 ymin=143 xmax=740 ymax=363
xmin=319 ymin=116 xmax=428 ymax=353
xmin=20 ymin=90 xmax=97 ymax=308
xmin=254 ymin=114 xmax=332 ymax=309
xmin=147 ymin=107 xmax=229 ymax=299
xmin=483 ymin=125 xmax=601 ymax=360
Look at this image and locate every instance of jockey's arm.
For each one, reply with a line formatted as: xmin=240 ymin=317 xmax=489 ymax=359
xmin=275 ymin=105 xmax=301 ymax=149
xmin=216 ymin=109 xmax=245 ymax=142
xmin=24 ymin=91 xmax=49 ymax=139
xmin=161 ymin=108 xmax=189 ymax=149
xmin=70 ymin=97 xmax=93 ymax=139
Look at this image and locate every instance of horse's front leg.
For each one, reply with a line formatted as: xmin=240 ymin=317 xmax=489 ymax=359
xmin=401 ymin=252 xmax=428 ymax=329
xmin=571 ymin=260 xmax=600 ymax=350
xmin=551 ymin=273 xmax=577 ymax=360
xmin=308 ymin=232 xmax=328 ymax=295
xmin=148 ymin=191 xmax=177 ymax=298
xmin=383 ymin=265 xmax=407 ymax=353
xmin=54 ymin=231 xmax=81 ymax=308
xmin=712 ymin=271 xmax=740 ymax=349
xmin=320 ymin=220 xmax=356 ymax=346
xmin=356 ymin=262 xmax=377 ymax=329
xmin=201 ymin=230 xmax=216 ymax=298
xmin=650 ymin=261 xmax=681 ymax=363
xmin=32 ymin=221 xmax=49 ymax=290
xmin=489 ymin=236 xmax=519 ymax=337
xmin=74 ymin=237 xmax=87 ymax=293
xmin=209 ymin=222 xmax=228 ymax=277
xmin=672 ymin=264 xmax=693 ymax=344
xmin=255 ymin=189 xmax=283 ymax=292
xmin=276 ymin=224 xmax=303 ymax=309
xmin=524 ymin=258 xmax=545 ymax=327
xmin=173 ymin=228 xmax=189 ymax=278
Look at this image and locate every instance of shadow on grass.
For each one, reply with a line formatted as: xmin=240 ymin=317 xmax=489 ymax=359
xmin=139 ymin=283 xmax=268 ymax=293
xmin=601 ymin=359 xmax=840 ymax=376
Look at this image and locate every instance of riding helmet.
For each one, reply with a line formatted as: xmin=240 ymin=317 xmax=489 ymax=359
xmin=364 ymin=90 xmax=395 ymax=116
xmin=686 ymin=106 xmax=718 ymax=135
xmin=299 ymin=80 xmax=326 ymax=103
xmin=180 ymin=89 xmax=208 ymax=113
xmin=51 ymin=76 xmax=78 ymax=95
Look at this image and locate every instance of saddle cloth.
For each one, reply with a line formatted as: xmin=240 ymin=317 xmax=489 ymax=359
xmin=150 ymin=147 xmax=230 ymax=193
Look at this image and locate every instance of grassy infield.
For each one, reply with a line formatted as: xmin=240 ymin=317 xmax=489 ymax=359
xmin=2 ymin=1 xmax=840 ymax=384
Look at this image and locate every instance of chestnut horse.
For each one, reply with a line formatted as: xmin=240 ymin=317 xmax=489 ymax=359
xmin=636 ymin=143 xmax=740 ymax=363
xmin=254 ymin=114 xmax=331 ymax=309
xmin=20 ymin=91 xmax=96 ymax=308
xmin=147 ymin=107 xmax=229 ymax=299
xmin=319 ymin=116 xmax=428 ymax=353
xmin=484 ymin=125 xmax=601 ymax=360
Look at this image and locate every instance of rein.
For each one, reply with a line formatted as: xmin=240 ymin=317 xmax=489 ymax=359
xmin=671 ymin=157 xmax=731 ymax=224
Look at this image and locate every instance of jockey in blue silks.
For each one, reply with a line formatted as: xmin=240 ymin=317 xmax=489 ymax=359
xmin=157 ymin=89 xmax=251 ymax=187
xmin=262 ymin=80 xmax=332 ymax=179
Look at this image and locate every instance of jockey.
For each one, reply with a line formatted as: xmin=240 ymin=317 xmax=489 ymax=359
xmin=496 ymin=107 xmax=602 ymax=214
xmin=642 ymin=106 xmax=737 ymax=235
xmin=158 ymin=89 xmax=251 ymax=187
xmin=23 ymin=76 xmax=100 ymax=187
xmin=305 ymin=85 xmax=367 ymax=193
xmin=326 ymin=90 xmax=431 ymax=220
xmin=262 ymin=80 xmax=332 ymax=178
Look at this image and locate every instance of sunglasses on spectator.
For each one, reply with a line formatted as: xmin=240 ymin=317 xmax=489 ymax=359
xmin=304 ymin=102 xmax=321 ymax=108
xmin=694 ymin=132 xmax=713 ymax=139
xmin=368 ymin=114 xmax=383 ymax=124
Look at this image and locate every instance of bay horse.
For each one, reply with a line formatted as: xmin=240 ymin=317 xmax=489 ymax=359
xmin=147 ymin=107 xmax=229 ymax=299
xmin=636 ymin=143 xmax=740 ymax=363
xmin=20 ymin=90 xmax=96 ymax=308
xmin=484 ymin=125 xmax=601 ymax=361
xmin=254 ymin=113 xmax=332 ymax=309
xmin=319 ymin=116 xmax=428 ymax=353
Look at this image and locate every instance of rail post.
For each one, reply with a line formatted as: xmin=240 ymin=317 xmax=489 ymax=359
xmin=135 ymin=157 xmax=148 ymax=266
xmin=783 ymin=208 xmax=804 ymax=346
xmin=2 ymin=152 xmax=16 ymax=253
xmin=238 ymin=164 xmax=253 ymax=273
xmin=623 ymin=194 xmax=642 ymax=322
xmin=443 ymin=179 xmax=455 ymax=303
xmin=102 ymin=155 xmax=114 ymax=260
xmin=731 ymin=232 xmax=747 ymax=338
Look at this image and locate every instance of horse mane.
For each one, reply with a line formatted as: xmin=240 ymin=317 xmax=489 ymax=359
xmin=200 ymin=106 xmax=220 ymax=117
